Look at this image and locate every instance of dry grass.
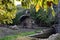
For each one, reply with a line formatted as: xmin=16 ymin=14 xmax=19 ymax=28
xmin=16 ymin=36 xmax=38 ymax=40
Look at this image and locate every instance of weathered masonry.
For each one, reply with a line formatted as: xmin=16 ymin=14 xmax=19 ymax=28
xmin=55 ymin=0 xmax=60 ymax=33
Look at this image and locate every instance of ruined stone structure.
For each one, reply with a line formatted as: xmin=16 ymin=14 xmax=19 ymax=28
xmin=55 ymin=1 xmax=60 ymax=33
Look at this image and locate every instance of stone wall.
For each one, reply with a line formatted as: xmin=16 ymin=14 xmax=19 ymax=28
xmin=55 ymin=1 xmax=60 ymax=33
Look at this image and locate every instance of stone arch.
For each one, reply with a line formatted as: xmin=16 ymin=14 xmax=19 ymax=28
xmin=20 ymin=15 xmax=35 ymax=28
xmin=20 ymin=15 xmax=30 ymax=22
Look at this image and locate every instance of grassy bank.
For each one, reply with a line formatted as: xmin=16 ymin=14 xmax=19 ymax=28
xmin=0 ymin=29 xmax=41 ymax=40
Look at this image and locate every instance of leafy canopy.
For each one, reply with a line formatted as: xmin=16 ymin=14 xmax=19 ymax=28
xmin=0 ymin=0 xmax=17 ymax=24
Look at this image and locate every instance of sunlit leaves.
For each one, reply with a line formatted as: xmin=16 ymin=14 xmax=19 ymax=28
xmin=29 ymin=0 xmax=58 ymax=26
xmin=0 ymin=0 xmax=17 ymax=24
xmin=35 ymin=4 xmax=40 ymax=12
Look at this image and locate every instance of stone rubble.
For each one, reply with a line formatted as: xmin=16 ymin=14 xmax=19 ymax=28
xmin=48 ymin=33 xmax=60 ymax=40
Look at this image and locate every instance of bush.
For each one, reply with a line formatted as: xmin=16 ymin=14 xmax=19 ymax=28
xmin=30 ymin=7 xmax=55 ymax=27
xmin=0 ymin=0 xmax=17 ymax=24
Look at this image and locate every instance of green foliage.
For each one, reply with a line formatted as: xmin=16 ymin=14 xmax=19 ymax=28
xmin=30 ymin=5 xmax=36 ymax=19
xmin=0 ymin=0 xmax=17 ymax=24
xmin=12 ymin=0 xmax=56 ymax=26
xmin=30 ymin=7 xmax=55 ymax=26
xmin=13 ymin=8 xmax=26 ymax=24
xmin=21 ymin=0 xmax=38 ymax=9
xmin=0 ymin=29 xmax=41 ymax=40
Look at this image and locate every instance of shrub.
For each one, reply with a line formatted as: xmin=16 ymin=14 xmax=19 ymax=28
xmin=0 ymin=0 xmax=17 ymax=24
xmin=30 ymin=7 xmax=55 ymax=26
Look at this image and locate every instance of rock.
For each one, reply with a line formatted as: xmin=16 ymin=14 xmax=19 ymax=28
xmin=21 ymin=17 xmax=35 ymax=29
xmin=0 ymin=24 xmax=8 ymax=27
xmin=48 ymin=33 xmax=60 ymax=40
xmin=9 ymin=25 xmax=19 ymax=30
xmin=29 ymin=28 xmax=55 ymax=38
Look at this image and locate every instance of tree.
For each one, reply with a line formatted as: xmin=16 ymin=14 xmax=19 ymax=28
xmin=0 ymin=0 xmax=17 ymax=24
xmin=21 ymin=0 xmax=58 ymax=15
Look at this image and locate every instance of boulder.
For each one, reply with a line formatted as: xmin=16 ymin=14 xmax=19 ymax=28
xmin=9 ymin=25 xmax=19 ymax=30
xmin=48 ymin=33 xmax=60 ymax=40
xmin=29 ymin=28 xmax=55 ymax=38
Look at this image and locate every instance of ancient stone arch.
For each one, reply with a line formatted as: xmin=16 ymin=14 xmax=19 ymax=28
xmin=20 ymin=16 xmax=35 ymax=28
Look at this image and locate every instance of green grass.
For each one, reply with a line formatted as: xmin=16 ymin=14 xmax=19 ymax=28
xmin=0 ymin=29 xmax=41 ymax=40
